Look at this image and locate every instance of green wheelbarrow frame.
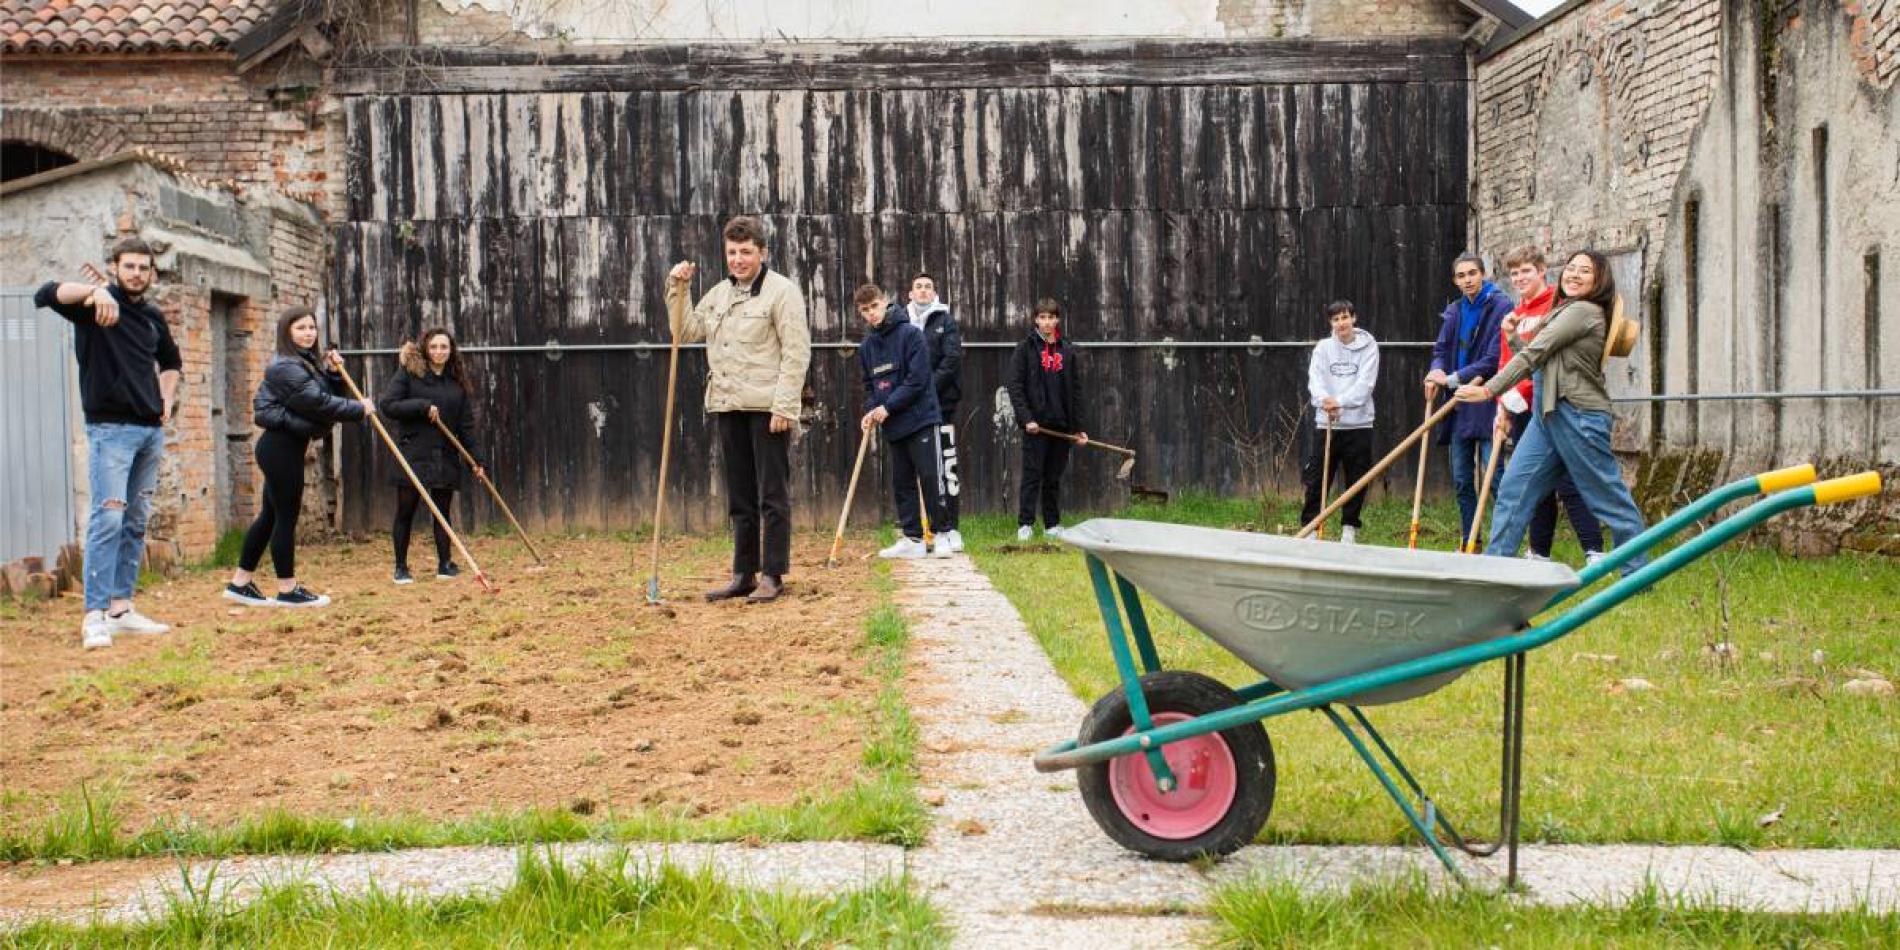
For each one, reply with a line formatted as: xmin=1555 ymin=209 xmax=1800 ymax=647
xmin=1033 ymin=465 xmax=1880 ymax=887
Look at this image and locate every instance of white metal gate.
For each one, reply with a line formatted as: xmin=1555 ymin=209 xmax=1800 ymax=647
xmin=0 ymin=289 xmax=78 ymax=563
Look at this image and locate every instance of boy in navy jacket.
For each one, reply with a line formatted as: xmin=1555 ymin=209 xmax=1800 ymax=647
xmin=855 ymin=284 xmax=953 ymax=559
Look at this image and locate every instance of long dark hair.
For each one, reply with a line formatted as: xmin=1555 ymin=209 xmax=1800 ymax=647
xmin=274 ymin=306 xmax=322 ymax=365
xmin=417 ymin=327 xmax=473 ymax=396
xmin=1556 ymin=250 xmax=1617 ymax=312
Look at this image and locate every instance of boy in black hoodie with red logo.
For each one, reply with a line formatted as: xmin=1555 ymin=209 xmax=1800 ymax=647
xmin=1005 ymin=298 xmax=1087 ymax=542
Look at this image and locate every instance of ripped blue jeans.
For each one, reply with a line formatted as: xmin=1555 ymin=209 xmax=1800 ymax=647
xmin=83 ymin=423 xmax=165 ymax=610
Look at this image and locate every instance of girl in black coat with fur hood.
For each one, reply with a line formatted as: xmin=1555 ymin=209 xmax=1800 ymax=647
xmin=377 ymin=328 xmax=485 ymax=584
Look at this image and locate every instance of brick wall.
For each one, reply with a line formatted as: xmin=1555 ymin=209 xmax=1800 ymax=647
xmin=3 ymin=52 xmax=345 ymax=561
xmin=0 ymin=55 xmax=341 ymax=214
xmin=1472 ymin=0 xmax=1725 ymax=282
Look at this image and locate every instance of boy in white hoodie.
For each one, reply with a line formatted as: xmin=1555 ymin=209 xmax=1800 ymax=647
xmin=1299 ymin=300 xmax=1380 ymax=542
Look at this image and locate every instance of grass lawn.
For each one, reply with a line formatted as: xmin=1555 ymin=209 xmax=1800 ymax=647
xmin=1203 ymin=874 xmax=1897 ymax=948
xmin=3 ymin=850 xmax=945 ymax=949
xmin=965 ymin=492 xmax=1900 ymax=848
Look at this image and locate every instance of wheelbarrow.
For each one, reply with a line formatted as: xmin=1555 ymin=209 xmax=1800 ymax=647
xmin=1032 ymin=465 xmax=1881 ymax=886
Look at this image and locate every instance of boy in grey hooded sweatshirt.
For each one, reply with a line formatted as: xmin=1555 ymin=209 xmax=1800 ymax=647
xmin=1299 ymin=300 xmax=1380 ymax=541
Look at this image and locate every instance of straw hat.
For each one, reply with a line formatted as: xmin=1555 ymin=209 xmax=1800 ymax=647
xmin=1602 ymin=294 xmax=1639 ymax=367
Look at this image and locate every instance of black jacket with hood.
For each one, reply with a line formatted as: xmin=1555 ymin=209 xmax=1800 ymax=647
xmin=1005 ymin=328 xmax=1083 ymax=434
xmin=377 ymin=343 xmax=482 ymax=488
xmin=903 ymin=300 xmax=964 ymax=416
xmin=253 ymin=350 xmax=365 ymax=439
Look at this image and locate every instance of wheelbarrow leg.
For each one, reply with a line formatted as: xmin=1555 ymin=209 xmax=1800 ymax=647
xmin=1319 ymin=705 xmax=1468 ymax=885
xmin=1086 ymin=555 xmax=1176 ymax=789
xmin=1114 ymin=571 xmax=1163 ymax=675
xmin=1336 ymin=654 xmax=1529 ymax=890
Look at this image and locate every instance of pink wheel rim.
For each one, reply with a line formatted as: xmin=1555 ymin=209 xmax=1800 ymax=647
xmin=1107 ymin=711 xmax=1239 ymax=839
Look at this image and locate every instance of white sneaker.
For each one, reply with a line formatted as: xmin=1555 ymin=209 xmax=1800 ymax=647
xmin=1523 ymin=551 xmax=1551 ymax=562
xmin=943 ymin=529 xmax=966 ymax=554
xmin=1340 ymin=526 xmax=1357 ymax=545
xmin=878 ymin=537 xmax=928 ymax=559
xmin=1044 ymin=525 xmax=1066 ymax=540
xmin=927 ymin=537 xmax=956 ymax=558
xmin=82 ymin=611 xmax=113 ymax=650
xmin=1585 ymin=551 xmax=1607 ymax=568
xmin=108 ymin=609 xmax=171 ymax=636
xmin=1016 ymin=525 xmax=1033 ymax=543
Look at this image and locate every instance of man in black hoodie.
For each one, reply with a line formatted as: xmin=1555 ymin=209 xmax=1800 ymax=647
xmin=903 ymin=272 xmax=964 ymax=552
xmin=35 ymin=238 xmax=182 ymax=650
xmin=1005 ymin=298 xmax=1086 ymax=542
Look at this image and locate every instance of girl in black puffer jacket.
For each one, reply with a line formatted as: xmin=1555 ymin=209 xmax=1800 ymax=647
xmin=377 ymin=328 xmax=484 ymax=584
xmin=223 ymin=307 xmax=372 ymax=608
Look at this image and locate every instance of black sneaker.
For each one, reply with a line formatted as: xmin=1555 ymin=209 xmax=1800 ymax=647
xmin=222 ymin=582 xmax=272 ymax=607
xmin=274 ymin=586 xmax=332 ymax=608
xmin=435 ymin=562 xmax=461 ymax=580
xmin=393 ymin=567 xmax=414 ymax=585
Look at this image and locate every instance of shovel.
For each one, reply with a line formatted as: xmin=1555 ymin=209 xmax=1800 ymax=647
xmin=1037 ymin=428 xmax=1137 ymax=480
xmin=335 ymin=361 xmax=495 ymax=593
xmin=432 ymin=416 xmax=545 ymax=569
xmin=827 ymin=431 xmax=874 ymax=568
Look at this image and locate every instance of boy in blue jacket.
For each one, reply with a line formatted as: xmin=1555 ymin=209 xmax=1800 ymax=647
xmin=855 ymin=284 xmax=953 ymax=559
xmin=1424 ymin=253 xmax=1512 ymax=542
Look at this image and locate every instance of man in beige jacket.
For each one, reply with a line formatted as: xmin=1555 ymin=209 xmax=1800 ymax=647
xmin=667 ymin=216 xmax=812 ymax=603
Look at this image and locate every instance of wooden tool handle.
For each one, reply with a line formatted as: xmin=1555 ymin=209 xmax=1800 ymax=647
xmin=1298 ymin=396 xmax=1458 ymax=540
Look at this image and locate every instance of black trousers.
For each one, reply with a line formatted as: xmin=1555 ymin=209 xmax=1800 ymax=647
xmin=1299 ymin=425 xmax=1374 ymax=529
xmin=1018 ymin=433 xmax=1073 ymax=528
xmin=393 ymin=484 xmax=456 ymax=569
xmin=934 ymin=422 xmax=961 ymax=531
xmin=239 ymin=429 xmax=309 ymax=579
xmin=888 ymin=426 xmax=949 ymax=541
xmin=718 ymin=411 xmax=791 ymax=577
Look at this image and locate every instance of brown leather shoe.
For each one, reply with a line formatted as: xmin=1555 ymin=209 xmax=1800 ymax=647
xmin=745 ymin=574 xmax=784 ymax=603
xmin=704 ymin=573 xmax=757 ymax=602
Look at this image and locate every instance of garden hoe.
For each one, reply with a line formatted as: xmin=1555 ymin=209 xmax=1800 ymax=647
xmin=1039 ymin=428 xmax=1137 ymax=481
xmin=1408 ymin=388 xmax=1434 ymax=549
xmin=827 ymin=431 xmax=873 ymax=568
xmin=646 ymin=282 xmax=687 ymax=604
xmin=1316 ymin=418 xmax=1334 ymax=541
xmin=432 ymin=417 xmax=546 ymax=570
xmin=335 ymin=361 xmax=496 ymax=593
xmin=1299 ymin=397 xmax=1458 ymax=540
xmin=1464 ymin=420 xmax=1509 ymax=554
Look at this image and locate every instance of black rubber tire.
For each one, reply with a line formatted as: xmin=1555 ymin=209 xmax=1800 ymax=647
xmin=1076 ymin=670 xmax=1275 ymax=861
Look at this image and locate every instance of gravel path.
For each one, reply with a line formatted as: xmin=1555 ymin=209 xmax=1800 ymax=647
xmin=4 ymin=555 xmax=1895 ymax=943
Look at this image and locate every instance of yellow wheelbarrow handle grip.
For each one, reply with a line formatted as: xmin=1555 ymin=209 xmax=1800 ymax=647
xmin=1756 ymin=463 xmax=1818 ymax=494
xmin=1813 ymin=471 xmax=1884 ymax=505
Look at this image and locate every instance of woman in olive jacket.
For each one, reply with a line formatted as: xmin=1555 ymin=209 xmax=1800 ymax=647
xmin=377 ymin=328 xmax=484 ymax=584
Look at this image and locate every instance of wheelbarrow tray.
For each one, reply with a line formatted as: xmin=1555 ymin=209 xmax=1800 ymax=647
xmin=1059 ymin=519 xmax=1577 ymax=705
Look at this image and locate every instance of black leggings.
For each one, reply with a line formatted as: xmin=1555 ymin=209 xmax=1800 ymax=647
xmin=239 ymin=430 xmax=309 ymax=579
xmin=393 ymin=484 xmax=456 ymax=569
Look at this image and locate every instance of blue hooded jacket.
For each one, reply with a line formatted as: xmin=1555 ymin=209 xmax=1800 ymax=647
xmin=1430 ymin=281 xmax=1511 ymax=443
xmin=859 ymin=302 xmax=942 ymax=443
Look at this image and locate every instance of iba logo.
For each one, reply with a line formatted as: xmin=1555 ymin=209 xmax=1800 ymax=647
xmin=1234 ymin=591 xmax=1427 ymax=641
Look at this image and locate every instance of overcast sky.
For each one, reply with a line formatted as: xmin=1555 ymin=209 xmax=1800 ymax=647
xmin=1512 ymin=0 xmax=1565 ymax=14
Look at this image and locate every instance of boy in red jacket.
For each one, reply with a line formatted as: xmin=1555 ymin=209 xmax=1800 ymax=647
xmin=1493 ymin=246 xmax=1604 ymax=564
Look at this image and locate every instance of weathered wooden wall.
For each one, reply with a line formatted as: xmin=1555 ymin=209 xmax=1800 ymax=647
xmin=332 ymin=41 xmax=1470 ymax=535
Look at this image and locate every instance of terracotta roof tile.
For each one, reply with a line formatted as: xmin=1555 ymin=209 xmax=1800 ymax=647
xmin=0 ymin=0 xmax=269 ymax=53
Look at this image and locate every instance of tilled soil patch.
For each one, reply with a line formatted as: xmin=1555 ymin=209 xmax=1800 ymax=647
xmin=0 ymin=534 xmax=881 ymax=836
